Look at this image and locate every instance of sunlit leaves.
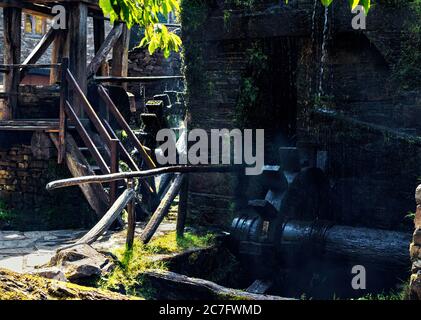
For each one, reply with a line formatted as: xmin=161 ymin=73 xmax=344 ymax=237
xmin=99 ymin=0 xmax=181 ymax=57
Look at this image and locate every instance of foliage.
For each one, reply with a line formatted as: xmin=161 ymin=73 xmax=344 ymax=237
xmin=99 ymin=231 xmax=215 ymax=296
xmin=0 ymin=200 xmax=13 ymax=224
xmin=99 ymin=0 xmax=182 ymax=57
xmin=357 ymin=281 xmax=410 ymax=300
xmin=99 ymin=0 xmax=371 ymax=58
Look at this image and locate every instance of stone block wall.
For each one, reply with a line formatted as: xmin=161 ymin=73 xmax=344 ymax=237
xmin=0 ymin=132 xmax=95 ymax=231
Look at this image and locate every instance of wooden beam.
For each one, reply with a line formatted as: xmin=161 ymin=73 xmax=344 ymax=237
xmin=111 ymin=22 xmax=129 ymax=89
xmin=87 ymin=24 xmax=123 ymax=78
xmin=75 ymin=188 xmax=136 ymax=246
xmin=176 ymin=174 xmax=189 ymax=237
xmin=50 ymin=31 xmax=67 ymax=84
xmin=46 ymin=165 xmax=241 ymax=190
xmin=143 ymin=270 xmax=292 ymax=300
xmin=92 ymin=17 xmax=107 ymax=77
xmin=20 ymin=27 xmax=57 ymax=80
xmin=50 ymin=133 xmax=110 ymax=218
xmin=67 ymin=2 xmax=88 ymax=116
xmin=140 ymin=174 xmax=185 ymax=244
xmin=2 ymin=7 xmax=21 ymax=120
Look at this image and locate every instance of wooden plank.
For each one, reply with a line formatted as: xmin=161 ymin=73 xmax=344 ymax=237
xmin=20 ymin=27 xmax=57 ymax=79
xmin=50 ymin=133 xmax=110 ymax=218
xmin=67 ymin=2 xmax=88 ymax=116
xmin=75 ymin=188 xmax=135 ymax=245
xmin=126 ymin=179 xmax=136 ymax=249
xmin=87 ymin=23 xmax=123 ymax=78
xmin=94 ymin=76 xmax=184 ymax=83
xmin=3 ymin=7 xmax=21 ymax=120
xmin=140 ymin=174 xmax=185 ymax=244
xmin=111 ymin=22 xmax=129 ymax=90
xmin=58 ymin=58 xmax=69 ymax=164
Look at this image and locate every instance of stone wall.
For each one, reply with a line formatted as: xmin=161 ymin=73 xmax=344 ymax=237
xmin=181 ymin=0 xmax=420 ymax=231
xmin=0 ymin=132 xmax=95 ymax=231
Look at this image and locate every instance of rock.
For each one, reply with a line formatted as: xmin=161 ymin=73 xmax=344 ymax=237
xmin=414 ymin=228 xmax=421 ymax=246
xmin=412 ymin=259 xmax=421 ymax=273
xmin=415 ymin=205 xmax=421 ymax=229
xmin=48 ymin=244 xmax=115 ymax=284
xmin=410 ymin=271 xmax=421 ymax=300
xmin=416 ymin=185 xmax=421 ymax=205
xmin=31 ymin=267 xmax=66 ymax=282
xmin=0 ymin=268 xmax=133 ymax=300
xmin=410 ymin=243 xmax=421 ymax=260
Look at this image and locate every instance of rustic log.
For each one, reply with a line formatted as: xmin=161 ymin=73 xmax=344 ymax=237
xmin=46 ymin=165 xmax=240 ymax=190
xmin=49 ymin=133 xmax=109 ymax=218
xmin=176 ymin=174 xmax=189 ymax=237
xmin=87 ymin=23 xmax=123 ymax=78
xmin=126 ymin=180 xmax=136 ymax=249
xmin=67 ymin=2 xmax=88 ymax=116
xmin=140 ymin=174 xmax=185 ymax=244
xmin=111 ymin=22 xmax=130 ymax=90
xmin=281 ymin=220 xmax=412 ymax=271
xmin=3 ymin=7 xmax=21 ymax=120
xmin=76 ymin=188 xmax=136 ymax=246
xmin=143 ymin=270 xmax=291 ymax=300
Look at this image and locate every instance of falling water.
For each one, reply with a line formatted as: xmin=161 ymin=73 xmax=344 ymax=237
xmin=318 ymin=5 xmax=329 ymax=98
xmin=310 ymin=0 xmax=319 ymax=48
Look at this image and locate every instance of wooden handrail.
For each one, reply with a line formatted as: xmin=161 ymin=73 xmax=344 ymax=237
xmin=65 ymin=101 xmax=110 ymax=174
xmin=103 ymin=119 xmax=154 ymax=195
xmin=98 ymin=85 xmax=157 ymax=169
xmin=66 ymin=70 xmax=114 ymax=149
xmin=46 ymin=165 xmax=240 ymax=190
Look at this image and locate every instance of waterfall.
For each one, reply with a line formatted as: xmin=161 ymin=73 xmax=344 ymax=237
xmin=318 ymin=5 xmax=329 ymax=98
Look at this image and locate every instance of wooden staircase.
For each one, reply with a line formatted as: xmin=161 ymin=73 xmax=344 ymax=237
xmin=53 ymin=61 xmax=158 ymax=218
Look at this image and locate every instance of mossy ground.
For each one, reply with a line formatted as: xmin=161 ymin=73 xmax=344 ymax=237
xmin=98 ymin=231 xmax=216 ymax=297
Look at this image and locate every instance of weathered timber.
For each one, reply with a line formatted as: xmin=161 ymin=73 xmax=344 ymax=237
xmin=49 ymin=133 xmax=109 ymax=218
xmin=87 ymin=24 xmax=123 ymax=78
xmin=98 ymin=85 xmax=156 ymax=169
xmin=126 ymin=180 xmax=136 ymax=249
xmin=94 ymin=75 xmax=184 ymax=83
xmin=3 ymin=7 xmax=21 ymax=120
xmin=143 ymin=270 xmax=291 ymax=300
xmin=75 ymin=188 xmax=136 ymax=246
xmin=281 ymin=220 xmax=412 ymax=271
xmin=46 ymin=165 xmax=240 ymax=190
xmin=140 ymin=174 xmax=185 ymax=244
xmin=92 ymin=17 xmax=106 ymax=76
xmin=64 ymin=101 xmax=110 ymax=174
xmin=20 ymin=27 xmax=57 ymax=80
xmin=176 ymin=173 xmax=189 ymax=237
xmin=0 ymin=120 xmax=59 ymax=131
xmin=50 ymin=31 xmax=66 ymax=84
xmin=111 ymin=22 xmax=130 ymax=89
xmin=67 ymin=2 xmax=88 ymax=116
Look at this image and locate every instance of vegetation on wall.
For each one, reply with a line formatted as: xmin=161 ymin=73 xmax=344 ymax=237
xmin=392 ymin=0 xmax=421 ymax=91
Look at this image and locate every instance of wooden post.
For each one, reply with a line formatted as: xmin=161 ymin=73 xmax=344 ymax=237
xmin=67 ymin=3 xmax=87 ymax=116
xmin=126 ymin=179 xmax=136 ymax=249
xmin=111 ymin=22 xmax=129 ymax=90
xmin=58 ymin=58 xmax=69 ymax=164
xmin=93 ymin=18 xmax=107 ymax=76
xmin=110 ymin=139 xmax=119 ymax=204
xmin=176 ymin=174 xmax=189 ymax=237
xmin=50 ymin=31 xmax=66 ymax=85
xmin=2 ymin=7 xmax=21 ymax=120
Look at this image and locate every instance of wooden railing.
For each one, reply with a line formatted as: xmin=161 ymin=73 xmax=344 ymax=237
xmin=97 ymin=85 xmax=156 ymax=169
xmin=59 ymin=58 xmax=119 ymax=203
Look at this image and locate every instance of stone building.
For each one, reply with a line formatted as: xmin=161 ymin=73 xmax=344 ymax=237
xmin=180 ymin=0 xmax=421 ymax=297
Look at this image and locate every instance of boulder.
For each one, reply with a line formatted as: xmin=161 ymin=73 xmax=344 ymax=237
xmin=48 ymin=244 xmax=115 ymax=284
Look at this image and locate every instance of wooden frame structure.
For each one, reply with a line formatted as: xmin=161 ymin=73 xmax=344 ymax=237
xmin=0 ymin=0 xmax=129 ymax=121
